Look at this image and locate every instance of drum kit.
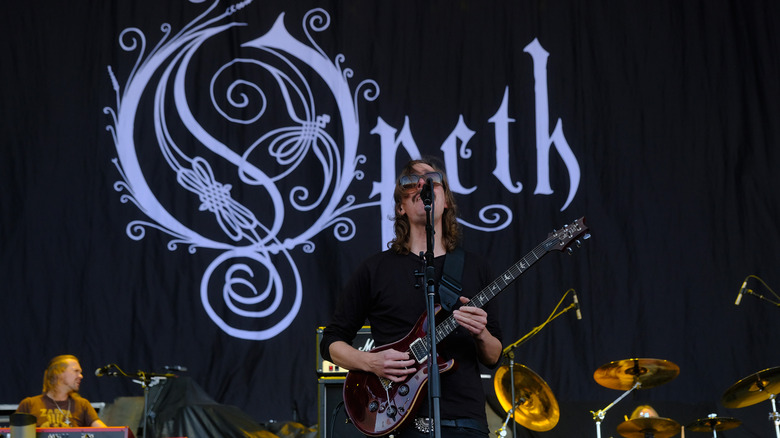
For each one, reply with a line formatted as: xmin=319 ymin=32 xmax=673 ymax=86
xmin=492 ymin=359 xmax=780 ymax=438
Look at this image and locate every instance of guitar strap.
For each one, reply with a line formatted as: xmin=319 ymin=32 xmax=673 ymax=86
xmin=438 ymin=247 xmax=465 ymax=312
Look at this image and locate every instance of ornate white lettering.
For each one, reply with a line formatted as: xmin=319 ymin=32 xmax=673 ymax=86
xmin=105 ymin=5 xmax=581 ymax=341
xmin=440 ymin=115 xmax=477 ymax=194
xmin=524 ymin=38 xmax=580 ymax=210
xmin=489 ymin=87 xmax=522 ymax=193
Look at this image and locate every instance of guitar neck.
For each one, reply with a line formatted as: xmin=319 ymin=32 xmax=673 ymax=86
xmin=433 ymin=235 xmax=560 ymax=344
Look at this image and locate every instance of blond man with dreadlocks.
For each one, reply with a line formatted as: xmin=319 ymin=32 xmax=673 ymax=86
xmin=320 ymin=159 xmax=503 ymax=437
xmin=16 ymin=355 xmax=107 ymax=427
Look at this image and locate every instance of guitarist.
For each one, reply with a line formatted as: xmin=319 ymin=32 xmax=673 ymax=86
xmin=320 ymin=159 xmax=503 ymax=437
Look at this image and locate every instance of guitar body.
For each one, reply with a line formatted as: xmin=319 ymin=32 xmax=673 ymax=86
xmin=343 ymin=306 xmax=455 ymax=436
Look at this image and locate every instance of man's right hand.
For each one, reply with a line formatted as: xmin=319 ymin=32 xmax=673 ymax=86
xmin=366 ymin=349 xmax=416 ymax=382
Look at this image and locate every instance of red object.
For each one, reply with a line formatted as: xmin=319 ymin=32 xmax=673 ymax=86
xmin=0 ymin=427 xmax=135 ymax=437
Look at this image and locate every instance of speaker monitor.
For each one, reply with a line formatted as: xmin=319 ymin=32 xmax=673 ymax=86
xmin=317 ymin=376 xmax=364 ymax=438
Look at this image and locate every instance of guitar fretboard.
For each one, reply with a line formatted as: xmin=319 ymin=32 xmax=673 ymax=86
xmin=430 ymin=235 xmax=561 ymax=347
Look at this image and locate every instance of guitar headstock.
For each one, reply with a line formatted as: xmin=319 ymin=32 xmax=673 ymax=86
xmin=548 ymin=217 xmax=590 ymax=254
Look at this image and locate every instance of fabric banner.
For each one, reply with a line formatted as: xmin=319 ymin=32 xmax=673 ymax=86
xmin=2 ymin=1 xmax=779 ymax=437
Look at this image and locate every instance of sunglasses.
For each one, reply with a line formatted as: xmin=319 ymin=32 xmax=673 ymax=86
xmin=398 ymin=171 xmax=444 ymax=190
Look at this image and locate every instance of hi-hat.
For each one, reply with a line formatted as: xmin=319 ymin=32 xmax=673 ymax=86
xmin=493 ymin=364 xmax=560 ymax=431
xmin=594 ymin=358 xmax=680 ymax=390
xmin=685 ymin=416 xmax=741 ymax=432
xmin=722 ymin=366 xmax=780 ymax=409
xmin=616 ymin=417 xmax=681 ymax=438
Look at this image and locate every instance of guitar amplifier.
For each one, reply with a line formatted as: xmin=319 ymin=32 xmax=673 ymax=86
xmin=317 ymin=376 xmax=363 ymax=438
xmin=316 ymin=326 xmax=373 ymax=375
xmin=0 ymin=427 xmax=135 ymax=438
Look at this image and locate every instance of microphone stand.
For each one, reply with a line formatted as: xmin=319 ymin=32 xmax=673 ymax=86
xmin=738 ymin=275 xmax=780 ymax=308
xmin=96 ymin=364 xmax=174 ymax=438
xmin=499 ymin=290 xmax=579 ymax=438
xmin=422 ymin=178 xmax=442 ymax=438
xmin=741 ymin=289 xmax=780 ymax=308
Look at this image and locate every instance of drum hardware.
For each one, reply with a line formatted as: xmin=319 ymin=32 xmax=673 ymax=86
xmin=495 ymin=402 xmax=518 ymax=437
xmin=493 ymin=364 xmax=559 ymax=435
xmin=685 ymin=414 xmax=741 ymax=438
xmin=721 ymin=366 xmax=780 ymax=438
xmin=590 ymin=358 xmax=680 ymax=438
xmin=492 ymin=289 xmax=578 ymax=437
xmin=616 ymin=417 xmax=681 ymax=438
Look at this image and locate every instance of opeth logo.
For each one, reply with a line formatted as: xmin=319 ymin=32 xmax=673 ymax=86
xmin=104 ymin=3 xmax=580 ymax=340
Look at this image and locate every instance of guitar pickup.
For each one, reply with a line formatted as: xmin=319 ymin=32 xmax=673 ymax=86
xmin=409 ymin=338 xmax=429 ymax=363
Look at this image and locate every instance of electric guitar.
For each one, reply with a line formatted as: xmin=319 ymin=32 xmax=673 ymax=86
xmin=342 ymin=217 xmax=590 ymax=436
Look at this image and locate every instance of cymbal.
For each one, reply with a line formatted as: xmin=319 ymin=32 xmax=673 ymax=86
xmin=593 ymin=358 xmax=680 ymax=390
xmin=493 ymin=364 xmax=560 ymax=431
xmin=722 ymin=366 xmax=780 ymax=408
xmin=616 ymin=417 xmax=681 ymax=438
xmin=685 ymin=416 xmax=741 ymax=432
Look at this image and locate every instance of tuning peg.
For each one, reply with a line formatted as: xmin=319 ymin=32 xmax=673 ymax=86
xmin=567 ymin=247 xmax=574 ymax=255
xmin=584 ymin=233 xmax=591 ymax=240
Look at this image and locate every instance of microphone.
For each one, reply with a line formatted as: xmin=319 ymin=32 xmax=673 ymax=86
xmin=95 ymin=364 xmax=114 ymax=377
xmin=735 ymin=279 xmax=750 ymax=306
xmin=420 ymin=178 xmax=433 ymax=206
xmin=164 ymin=365 xmax=188 ymax=372
xmin=572 ymin=290 xmax=582 ymax=320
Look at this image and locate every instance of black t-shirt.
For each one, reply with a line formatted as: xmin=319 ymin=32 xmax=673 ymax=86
xmin=321 ymin=249 xmax=503 ymax=425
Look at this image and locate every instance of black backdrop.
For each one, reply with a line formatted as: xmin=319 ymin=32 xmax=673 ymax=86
xmin=2 ymin=1 xmax=779 ymax=437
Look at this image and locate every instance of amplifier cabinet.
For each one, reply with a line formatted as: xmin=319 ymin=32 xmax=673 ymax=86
xmin=0 ymin=427 xmax=135 ymax=438
xmin=317 ymin=377 xmax=364 ymax=438
xmin=316 ymin=326 xmax=373 ymax=375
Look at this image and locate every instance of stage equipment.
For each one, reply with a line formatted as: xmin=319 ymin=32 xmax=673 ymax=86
xmin=733 ymin=274 xmax=780 ymax=308
xmin=493 ymin=289 xmax=582 ymax=436
xmin=493 ymin=364 xmax=559 ymax=432
xmin=590 ymin=358 xmax=680 ymax=438
xmin=593 ymin=358 xmax=680 ymax=390
xmin=316 ymin=326 xmax=373 ymax=375
xmin=496 ymin=288 xmax=580 ymax=437
xmin=317 ymin=376 xmax=363 ymax=438
xmin=685 ymin=414 xmax=741 ymax=438
xmin=616 ymin=417 xmax=681 ymax=438
xmin=722 ymin=366 xmax=780 ymax=438
xmin=0 ymin=427 xmax=135 ymax=437
xmin=93 ymin=364 xmax=176 ymax=438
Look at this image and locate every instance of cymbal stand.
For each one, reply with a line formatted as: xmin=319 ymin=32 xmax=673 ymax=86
xmin=590 ymin=381 xmax=641 ymax=438
xmin=703 ymin=414 xmax=721 ymax=438
xmin=768 ymin=394 xmax=780 ymax=438
xmin=501 ymin=289 xmax=579 ymax=438
xmin=495 ymin=402 xmax=518 ymax=437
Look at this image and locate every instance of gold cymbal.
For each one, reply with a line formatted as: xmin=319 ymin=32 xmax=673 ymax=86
xmin=685 ymin=416 xmax=741 ymax=432
xmin=616 ymin=417 xmax=681 ymax=438
xmin=722 ymin=366 xmax=780 ymax=409
xmin=493 ymin=364 xmax=560 ymax=431
xmin=593 ymin=358 xmax=680 ymax=390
